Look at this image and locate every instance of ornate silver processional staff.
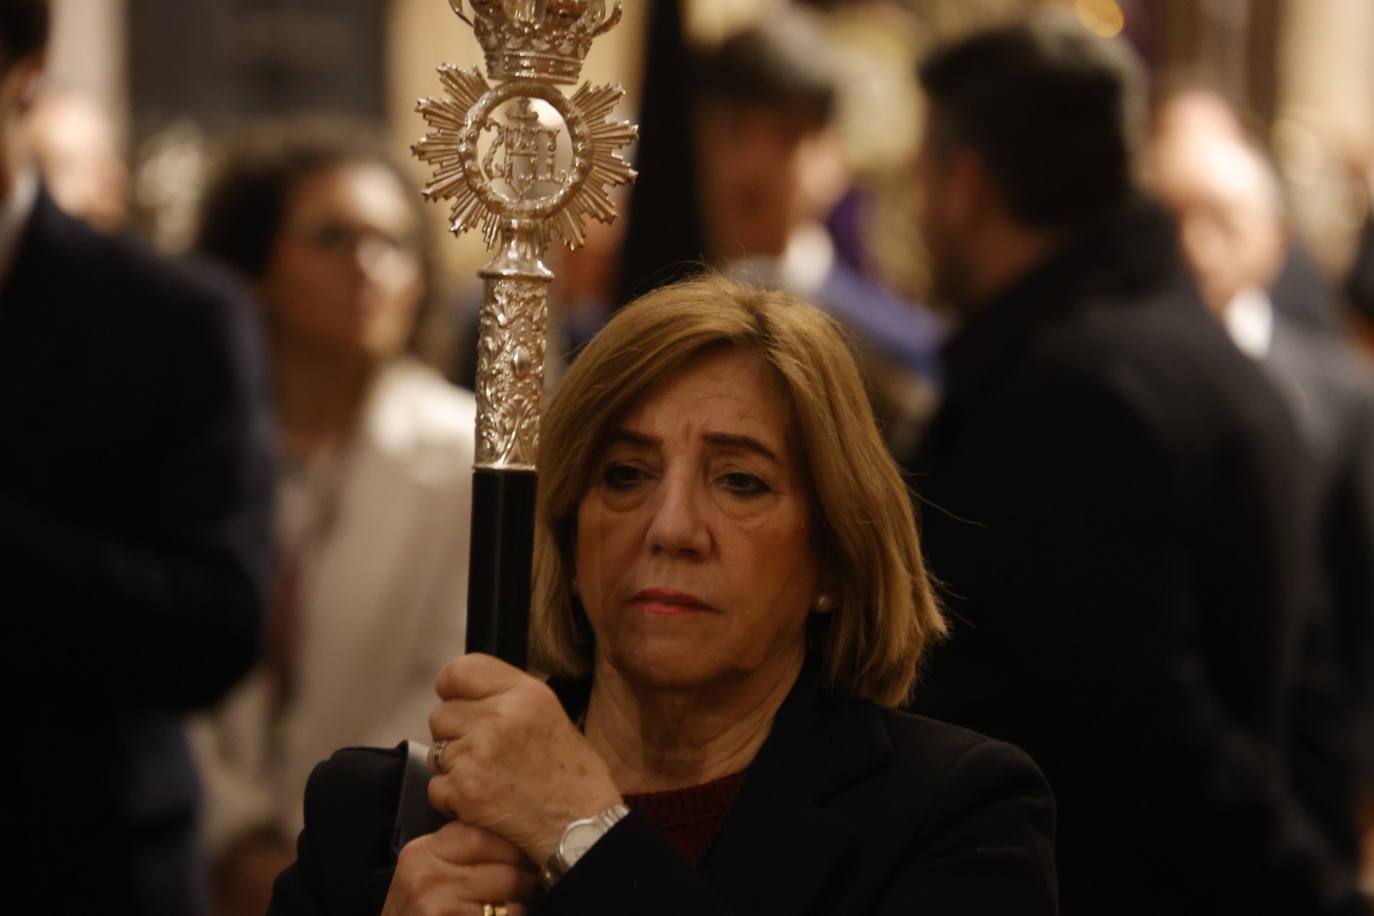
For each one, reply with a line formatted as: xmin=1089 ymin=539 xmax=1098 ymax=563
xmin=414 ymin=0 xmax=637 ymax=666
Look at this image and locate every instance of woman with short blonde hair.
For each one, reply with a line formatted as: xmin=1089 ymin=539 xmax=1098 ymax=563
xmin=271 ymin=274 xmax=1056 ymax=916
xmin=532 ymin=274 xmax=944 ymax=707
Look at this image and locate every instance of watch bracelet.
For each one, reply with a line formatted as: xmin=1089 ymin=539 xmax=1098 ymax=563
xmin=538 ymin=802 xmax=631 ymax=891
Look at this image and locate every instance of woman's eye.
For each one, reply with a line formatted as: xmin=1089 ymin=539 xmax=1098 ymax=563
xmin=309 ymin=223 xmax=355 ymax=251
xmin=603 ymin=463 xmax=645 ymax=489
xmin=721 ymin=471 xmax=772 ymax=497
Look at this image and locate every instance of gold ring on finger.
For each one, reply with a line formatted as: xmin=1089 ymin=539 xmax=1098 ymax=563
xmin=431 ymin=739 xmax=449 ymax=772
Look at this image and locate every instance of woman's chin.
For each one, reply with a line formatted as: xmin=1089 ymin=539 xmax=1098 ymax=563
xmin=606 ymin=640 xmax=723 ymax=693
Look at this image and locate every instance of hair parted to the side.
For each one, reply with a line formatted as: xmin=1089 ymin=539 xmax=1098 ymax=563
xmin=531 ymin=274 xmax=945 ymax=707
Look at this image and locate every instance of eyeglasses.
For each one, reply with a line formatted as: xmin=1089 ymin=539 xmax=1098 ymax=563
xmin=285 ymin=221 xmax=418 ymax=261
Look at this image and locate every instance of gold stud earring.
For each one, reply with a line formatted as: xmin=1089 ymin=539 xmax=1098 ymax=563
xmin=814 ymin=593 xmax=835 ymax=614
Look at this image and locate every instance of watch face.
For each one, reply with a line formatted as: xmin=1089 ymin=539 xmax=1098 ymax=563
xmin=562 ymin=822 xmax=603 ymax=864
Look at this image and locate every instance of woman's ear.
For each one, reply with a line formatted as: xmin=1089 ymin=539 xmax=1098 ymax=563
xmin=812 ymin=566 xmax=839 ymax=614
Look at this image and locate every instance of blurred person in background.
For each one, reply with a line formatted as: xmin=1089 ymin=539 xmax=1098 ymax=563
xmin=1 ymin=0 xmax=275 ymax=912
xmin=692 ymin=7 xmax=945 ymax=441
xmin=456 ymin=6 xmax=946 ymax=447
xmin=1150 ymin=107 xmax=1374 ymax=883
xmin=902 ymin=11 xmax=1367 ymax=914
xmin=192 ymin=125 xmax=475 ymax=916
xmin=1152 ymin=87 xmax=1347 ymax=338
xmin=1349 ymin=167 xmax=1374 ymax=375
xmin=28 ymin=88 xmax=128 ymax=232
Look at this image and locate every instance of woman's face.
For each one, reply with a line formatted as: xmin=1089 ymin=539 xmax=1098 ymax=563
xmin=575 ymin=348 xmax=820 ymax=695
xmin=258 ymin=162 xmax=423 ymax=362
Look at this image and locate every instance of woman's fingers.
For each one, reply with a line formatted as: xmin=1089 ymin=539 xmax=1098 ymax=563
xmin=423 ymin=821 xmax=533 ymax=869
xmin=428 ymin=655 xmax=559 ymax=748
xmin=434 ymin=653 xmax=527 ymax=701
xmin=382 ymin=824 xmax=537 ymax=916
xmin=381 ymin=881 xmax=531 ymax=916
xmin=424 ymin=651 xmax=621 ymax=863
xmin=428 ymin=696 xmax=499 ymax=745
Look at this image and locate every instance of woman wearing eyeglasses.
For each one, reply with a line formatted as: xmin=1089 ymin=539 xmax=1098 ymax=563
xmin=192 ymin=124 xmax=476 ymax=916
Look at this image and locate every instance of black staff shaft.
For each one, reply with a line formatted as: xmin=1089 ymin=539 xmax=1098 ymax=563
xmin=465 ymin=467 xmax=536 ymax=666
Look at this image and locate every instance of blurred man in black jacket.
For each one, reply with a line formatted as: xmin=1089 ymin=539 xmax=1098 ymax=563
xmin=1151 ymin=107 xmax=1374 ymax=868
xmin=0 ymin=2 xmax=274 ymax=912
xmin=904 ymin=12 xmax=1366 ymax=914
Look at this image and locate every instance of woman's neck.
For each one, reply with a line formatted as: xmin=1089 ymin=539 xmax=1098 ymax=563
xmin=583 ymin=653 xmax=803 ymax=795
xmin=271 ymin=334 xmax=376 ymax=463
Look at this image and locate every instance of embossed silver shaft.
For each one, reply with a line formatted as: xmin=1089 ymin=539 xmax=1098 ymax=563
xmin=413 ymin=0 xmax=636 ymax=666
xmin=473 ymin=220 xmax=552 ymax=471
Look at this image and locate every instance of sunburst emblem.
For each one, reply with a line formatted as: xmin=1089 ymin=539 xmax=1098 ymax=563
xmin=413 ymin=66 xmax=636 ymax=252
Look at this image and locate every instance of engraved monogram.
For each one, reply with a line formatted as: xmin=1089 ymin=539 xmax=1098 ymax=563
xmin=413 ymin=0 xmax=636 ymax=470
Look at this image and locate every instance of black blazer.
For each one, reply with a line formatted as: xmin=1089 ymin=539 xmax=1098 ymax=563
xmin=268 ymin=667 xmax=1058 ymax=915
xmin=905 ymin=200 xmax=1364 ymax=914
xmin=1264 ymin=316 xmax=1374 ymax=814
xmin=1 ymin=194 xmax=275 ymax=915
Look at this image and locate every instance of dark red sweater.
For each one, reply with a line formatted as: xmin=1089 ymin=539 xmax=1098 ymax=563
xmin=622 ymin=770 xmax=749 ymax=866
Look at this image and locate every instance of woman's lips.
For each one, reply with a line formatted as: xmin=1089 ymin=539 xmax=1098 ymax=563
xmin=632 ymin=588 xmax=714 ymax=615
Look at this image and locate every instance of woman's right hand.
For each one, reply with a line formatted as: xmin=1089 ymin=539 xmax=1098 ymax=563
xmin=381 ymin=820 xmax=537 ymax=916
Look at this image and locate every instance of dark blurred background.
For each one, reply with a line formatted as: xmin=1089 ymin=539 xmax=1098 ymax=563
xmin=45 ymin=0 xmax=1374 ymax=324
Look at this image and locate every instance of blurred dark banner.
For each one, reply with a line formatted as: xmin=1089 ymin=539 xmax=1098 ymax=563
xmin=613 ymin=0 xmax=706 ymax=307
xmin=128 ymin=0 xmax=387 ymax=145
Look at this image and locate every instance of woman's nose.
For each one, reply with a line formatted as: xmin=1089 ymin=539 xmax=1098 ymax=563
xmin=645 ymin=472 xmax=710 ymax=557
xmin=355 ymin=236 xmax=394 ymax=282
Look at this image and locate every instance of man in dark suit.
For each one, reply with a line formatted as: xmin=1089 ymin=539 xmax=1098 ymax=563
xmin=903 ymin=12 xmax=1366 ymax=914
xmin=1151 ymin=111 xmax=1374 ymax=874
xmin=0 ymin=2 xmax=274 ymax=912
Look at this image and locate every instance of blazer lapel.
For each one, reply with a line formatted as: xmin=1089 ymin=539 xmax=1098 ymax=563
xmin=701 ymin=666 xmax=892 ymax=915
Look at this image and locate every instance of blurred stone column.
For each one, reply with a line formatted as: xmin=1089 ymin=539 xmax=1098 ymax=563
xmin=1273 ymin=0 xmax=1374 ymax=275
xmin=47 ymin=0 xmax=128 ymax=142
xmin=1147 ymin=0 xmax=1273 ymax=117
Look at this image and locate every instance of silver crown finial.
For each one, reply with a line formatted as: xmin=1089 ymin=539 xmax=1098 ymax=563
xmin=449 ymin=0 xmax=622 ymax=85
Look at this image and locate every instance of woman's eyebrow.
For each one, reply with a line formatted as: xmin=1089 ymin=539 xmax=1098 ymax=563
xmin=703 ymin=433 xmax=778 ymax=463
xmin=607 ymin=429 xmax=657 ymax=448
xmin=609 ymin=429 xmax=779 ymax=463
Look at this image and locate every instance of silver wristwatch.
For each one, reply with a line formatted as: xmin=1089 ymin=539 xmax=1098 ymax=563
xmin=539 ymin=803 xmax=630 ymax=890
